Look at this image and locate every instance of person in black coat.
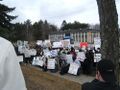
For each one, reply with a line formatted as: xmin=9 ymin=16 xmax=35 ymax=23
xmin=82 ymin=49 xmax=93 ymax=75
xmin=82 ymin=59 xmax=120 ymax=90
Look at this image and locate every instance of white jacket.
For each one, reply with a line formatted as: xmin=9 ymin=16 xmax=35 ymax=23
xmin=0 ymin=37 xmax=27 ymax=90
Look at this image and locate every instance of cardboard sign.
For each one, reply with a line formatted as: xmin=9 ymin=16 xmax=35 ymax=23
xmin=66 ymin=54 xmax=73 ymax=64
xmin=68 ymin=62 xmax=80 ymax=75
xmin=76 ymin=52 xmax=86 ymax=62
xmin=94 ymin=53 xmax=101 ymax=62
xmin=47 ymin=59 xmax=56 ymax=69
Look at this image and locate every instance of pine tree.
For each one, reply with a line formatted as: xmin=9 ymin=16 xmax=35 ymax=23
xmin=0 ymin=0 xmax=16 ymax=28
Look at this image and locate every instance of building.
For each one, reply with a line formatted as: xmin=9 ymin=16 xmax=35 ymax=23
xmin=49 ymin=29 xmax=100 ymax=44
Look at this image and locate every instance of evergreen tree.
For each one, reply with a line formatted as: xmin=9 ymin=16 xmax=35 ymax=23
xmin=0 ymin=0 xmax=16 ymax=28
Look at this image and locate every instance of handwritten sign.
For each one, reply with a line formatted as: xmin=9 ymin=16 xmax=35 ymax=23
xmin=94 ymin=53 xmax=101 ymax=62
xmin=47 ymin=59 xmax=56 ymax=69
xmin=68 ymin=63 xmax=80 ymax=75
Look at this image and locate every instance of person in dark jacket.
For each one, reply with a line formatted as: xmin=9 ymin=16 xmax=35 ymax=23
xmin=70 ymin=47 xmax=77 ymax=61
xmin=82 ymin=49 xmax=93 ymax=75
xmin=82 ymin=59 xmax=120 ymax=90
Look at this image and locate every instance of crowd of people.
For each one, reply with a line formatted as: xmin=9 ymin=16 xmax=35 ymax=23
xmin=16 ymin=43 xmax=101 ymax=76
xmin=1 ymin=37 xmax=119 ymax=90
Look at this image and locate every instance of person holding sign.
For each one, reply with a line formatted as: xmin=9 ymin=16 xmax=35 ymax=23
xmin=0 ymin=37 xmax=27 ymax=90
xmin=82 ymin=59 xmax=120 ymax=90
xmin=70 ymin=47 xmax=77 ymax=61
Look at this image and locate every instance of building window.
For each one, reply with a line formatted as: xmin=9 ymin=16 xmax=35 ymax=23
xmin=85 ymin=32 xmax=87 ymax=42
xmin=82 ymin=33 xmax=84 ymax=42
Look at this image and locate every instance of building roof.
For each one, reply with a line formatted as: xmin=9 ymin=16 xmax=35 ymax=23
xmin=49 ymin=29 xmax=100 ymax=35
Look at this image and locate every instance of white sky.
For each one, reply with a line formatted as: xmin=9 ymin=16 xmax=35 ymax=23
xmin=1 ymin=0 xmax=120 ymax=27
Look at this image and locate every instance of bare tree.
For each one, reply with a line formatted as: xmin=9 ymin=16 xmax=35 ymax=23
xmin=96 ymin=0 xmax=120 ymax=85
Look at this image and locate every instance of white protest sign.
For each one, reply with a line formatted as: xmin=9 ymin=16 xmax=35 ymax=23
xmin=61 ymin=39 xmax=70 ymax=48
xmin=29 ymin=49 xmax=37 ymax=56
xmin=94 ymin=53 xmax=101 ymax=62
xmin=32 ymin=57 xmax=44 ymax=66
xmin=76 ymin=52 xmax=86 ymax=62
xmin=68 ymin=62 xmax=80 ymax=75
xmin=44 ymin=40 xmax=51 ymax=47
xmin=47 ymin=59 xmax=56 ymax=69
xmin=52 ymin=41 xmax=63 ymax=48
xmin=94 ymin=37 xmax=101 ymax=49
xmin=17 ymin=55 xmax=23 ymax=62
xmin=17 ymin=40 xmax=23 ymax=46
xmin=50 ymin=50 xmax=58 ymax=57
xmin=66 ymin=54 xmax=73 ymax=64
xmin=24 ymin=49 xmax=31 ymax=58
xmin=36 ymin=40 xmax=43 ymax=46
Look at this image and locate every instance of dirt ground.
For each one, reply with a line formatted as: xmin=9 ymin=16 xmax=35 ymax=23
xmin=21 ymin=64 xmax=81 ymax=90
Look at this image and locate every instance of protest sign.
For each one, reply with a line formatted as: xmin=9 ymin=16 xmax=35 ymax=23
xmin=76 ymin=52 xmax=86 ymax=62
xmin=66 ymin=54 xmax=73 ymax=64
xmin=17 ymin=55 xmax=23 ymax=62
xmin=94 ymin=37 xmax=101 ymax=49
xmin=80 ymin=42 xmax=88 ymax=48
xmin=94 ymin=53 xmax=101 ymax=62
xmin=61 ymin=39 xmax=70 ymax=48
xmin=36 ymin=40 xmax=43 ymax=46
xmin=47 ymin=59 xmax=56 ymax=69
xmin=44 ymin=40 xmax=51 ymax=47
xmin=32 ymin=57 xmax=44 ymax=66
xmin=52 ymin=41 xmax=63 ymax=48
xmin=68 ymin=62 xmax=80 ymax=75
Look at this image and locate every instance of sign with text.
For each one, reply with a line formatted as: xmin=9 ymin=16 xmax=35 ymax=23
xmin=61 ymin=39 xmax=70 ymax=48
xmin=47 ymin=59 xmax=56 ymax=69
xmin=66 ymin=54 xmax=73 ymax=64
xmin=94 ymin=53 xmax=101 ymax=62
xmin=68 ymin=62 xmax=80 ymax=75
xmin=76 ymin=52 xmax=86 ymax=62
xmin=32 ymin=57 xmax=44 ymax=66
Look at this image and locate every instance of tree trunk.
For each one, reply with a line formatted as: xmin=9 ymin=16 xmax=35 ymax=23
xmin=96 ymin=0 xmax=120 ymax=85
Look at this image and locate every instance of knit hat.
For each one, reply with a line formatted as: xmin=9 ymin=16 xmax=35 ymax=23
xmin=97 ymin=59 xmax=116 ymax=84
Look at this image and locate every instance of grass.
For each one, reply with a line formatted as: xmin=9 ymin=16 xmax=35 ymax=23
xmin=21 ymin=64 xmax=81 ymax=90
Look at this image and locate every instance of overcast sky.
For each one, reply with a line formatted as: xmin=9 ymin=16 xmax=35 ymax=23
xmin=1 ymin=0 xmax=120 ymax=27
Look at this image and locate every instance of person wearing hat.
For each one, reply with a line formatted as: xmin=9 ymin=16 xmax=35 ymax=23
xmin=82 ymin=59 xmax=120 ymax=90
xmin=0 ymin=37 xmax=27 ymax=90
